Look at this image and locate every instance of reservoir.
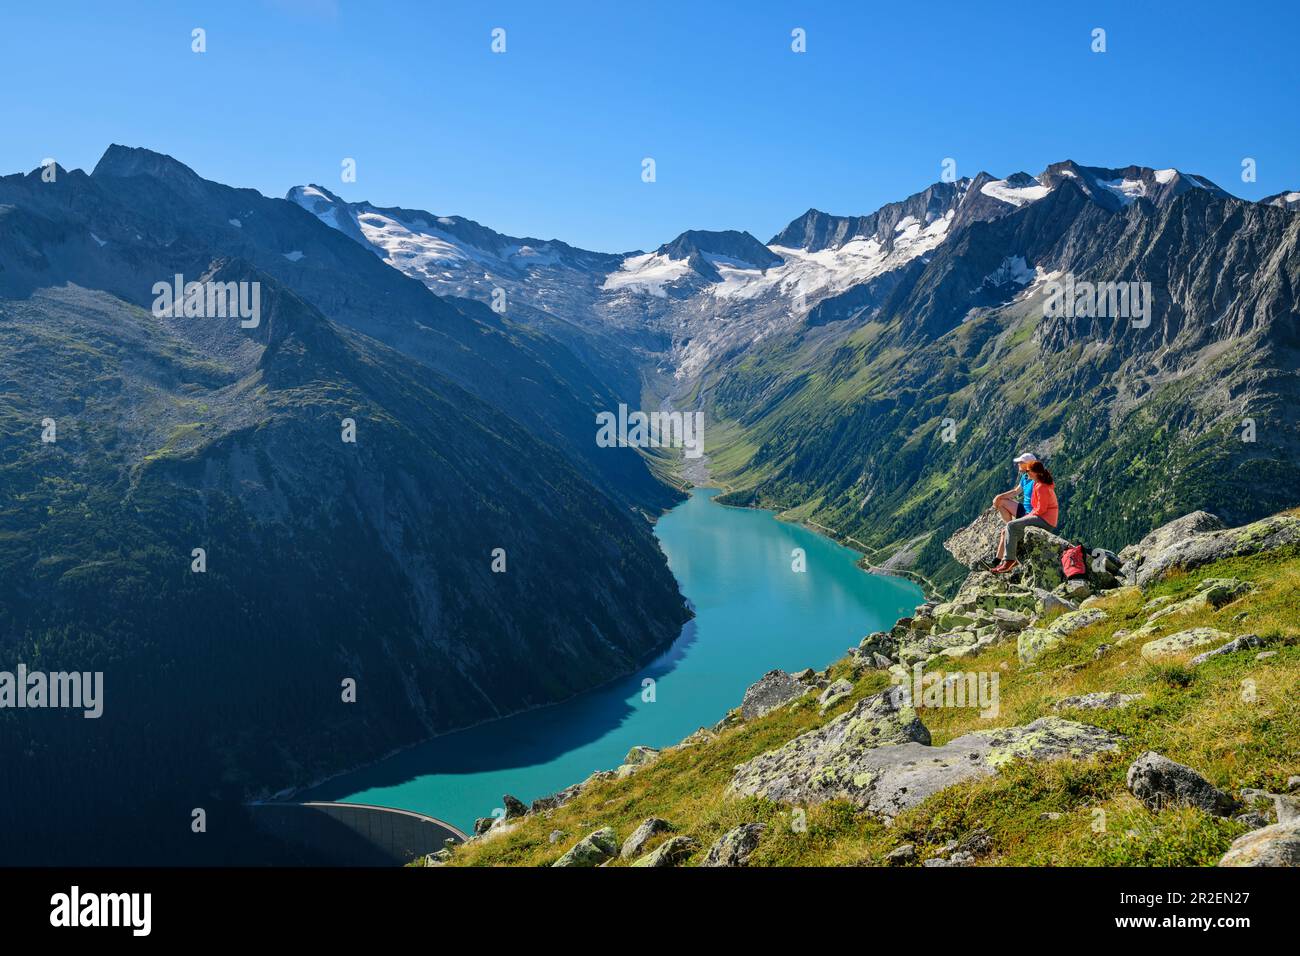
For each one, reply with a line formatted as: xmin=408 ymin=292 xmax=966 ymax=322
xmin=303 ymin=488 xmax=922 ymax=833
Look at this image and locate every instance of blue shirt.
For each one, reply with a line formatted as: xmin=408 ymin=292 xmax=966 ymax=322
xmin=1019 ymin=473 xmax=1034 ymax=512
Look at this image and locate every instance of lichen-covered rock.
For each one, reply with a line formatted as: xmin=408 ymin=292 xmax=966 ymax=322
xmin=732 ymin=711 xmax=1119 ymax=818
xmin=1189 ymin=633 xmax=1269 ymax=666
xmin=1052 ymin=692 xmax=1143 ymax=711
xmin=1060 ymin=578 xmax=1092 ymax=601
xmin=818 ymin=678 xmax=854 ymax=712
xmin=884 ymin=843 xmax=916 ymax=865
xmin=1047 ymin=608 xmax=1108 ymax=636
xmin=631 ymin=835 xmax=698 ymax=867
xmin=1120 ymin=511 xmax=1226 ymax=564
xmin=1218 ymin=820 xmax=1300 ymax=867
xmin=502 ymin=793 xmax=529 ymax=819
xmin=701 ymin=823 xmax=765 ymax=867
xmin=1033 ymin=588 xmax=1078 ymax=615
xmin=1140 ymin=628 xmax=1232 ymax=662
xmin=1135 ymin=515 xmax=1300 ymax=586
xmin=473 ymin=816 xmax=495 ymax=836
xmin=899 ymin=630 xmax=983 ymax=666
xmin=1016 ymin=526 xmax=1073 ymax=591
xmin=553 ymin=827 xmax=619 ymax=867
xmin=992 ymin=608 xmax=1031 ymax=631
xmin=616 ymin=745 xmax=661 ymax=777
xmin=727 ymin=686 xmax=931 ymax=805
xmin=740 ymin=669 xmax=810 ymax=720
xmin=1126 ymin=751 xmax=1238 ymax=816
xmin=620 ymin=817 xmax=673 ymax=859
xmin=1018 ymin=627 xmax=1064 ymax=664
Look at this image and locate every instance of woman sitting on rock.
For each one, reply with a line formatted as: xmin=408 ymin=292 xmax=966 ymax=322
xmin=990 ymin=461 xmax=1058 ymax=574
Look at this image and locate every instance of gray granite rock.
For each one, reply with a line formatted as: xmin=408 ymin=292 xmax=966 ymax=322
xmin=1126 ymin=751 xmax=1238 ymax=816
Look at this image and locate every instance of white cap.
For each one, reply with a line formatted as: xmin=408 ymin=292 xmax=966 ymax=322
xmin=1013 ymin=452 xmax=1039 ymax=464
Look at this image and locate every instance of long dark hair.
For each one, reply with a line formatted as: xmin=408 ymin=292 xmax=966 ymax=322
xmin=1028 ymin=461 xmax=1054 ymax=486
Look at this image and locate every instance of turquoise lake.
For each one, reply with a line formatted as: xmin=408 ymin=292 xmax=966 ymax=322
xmin=304 ymin=488 xmax=923 ymax=833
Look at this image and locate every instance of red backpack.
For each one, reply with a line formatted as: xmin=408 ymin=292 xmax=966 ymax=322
xmin=1061 ymin=544 xmax=1087 ymax=580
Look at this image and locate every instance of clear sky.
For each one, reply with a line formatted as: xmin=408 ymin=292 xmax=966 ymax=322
xmin=2 ymin=0 xmax=1297 ymax=252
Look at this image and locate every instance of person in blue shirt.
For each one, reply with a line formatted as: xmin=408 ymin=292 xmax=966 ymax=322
xmin=989 ymin=452 xmax=1038 ymax=565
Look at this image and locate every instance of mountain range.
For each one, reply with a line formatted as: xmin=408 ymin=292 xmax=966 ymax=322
xmin=290 ymin=159 xmax=1300 ymax=595
xmin=2 ymin=146 xmax=1297 ymax=863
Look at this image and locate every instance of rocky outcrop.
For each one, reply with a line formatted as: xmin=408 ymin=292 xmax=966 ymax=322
xmin=1140 ymin=628 xmax=1233 ymax=662
xmin=818 ymin=678 xmax=854 ymax=712
xmin=943 ymin=508 xmax=1005 ymax=568
xmin=701 ymin=823 xmax=765 ymax=867
xmin=1125 ymin=752 xmax=1238 ymax=816
xmin=1047 ymin=608 xmax=1108 ymax=635
xmin=502 ymin=794 xmax=528 ymax=819
xmin=943 ymin=510 xmax=1073 ymax=591
xmin=615 ymin=745 xmax=661 ymax=778
xmin=1018 ymin=628 xmax=1063 ymax=664
xmin=1120 ymin=511 xmax=1226 ymax=564
xmin=728 ymin=686 xmax=931 ymax=805
xmin=631 ymin=835 xmax=698 ymax=867
xmin=552 ymin=827 xmax=619 ymax=867
xmin=1217 ymin=820 xmax=1300 ymax=867
xmin=620 ymin=818 xmax=673 ymax=860
xmin=731 ymin=710 xmax=1121 ymax=818
xmin=740 ymin=669 xmax=812 ymax=720
xmin=1132 ymin=515 xmax=1300 ymax=586
xmin=1189 ymin=633 xmax=1270 ymax=666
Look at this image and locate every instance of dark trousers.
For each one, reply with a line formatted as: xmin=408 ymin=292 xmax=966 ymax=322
xmin=1004 ymin=515 xmax=1052 ymax=561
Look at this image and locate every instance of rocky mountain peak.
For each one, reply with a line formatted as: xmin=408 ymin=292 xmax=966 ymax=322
xmin=657 ymin=229 xmax=783 ymax=271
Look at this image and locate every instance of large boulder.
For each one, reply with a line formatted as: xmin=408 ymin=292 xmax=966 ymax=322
xmin=1218 ymin=820 xmax=1300 ymax=867
xmin=728 ymin=686 xmax=931 ymax=805
xmin=1017 ymin=628 xmax=1063 ymax=664
xmin=552 ymin=827 xmax=619 ymax=867
xmin=1047 ymin=608 xmax=1108 ymax=636
xmin=630 ymin=835 xmax=699 ymax=867
xmin=1190 ymin=634 xmax=1270 ymax=666
xmin=731 ymin=711 xmax=1120 ymax=819
xmin=944 ymin=510 xmax=1072 ymax=590
xmin=740 ymin=669 xmax=811 ymax=720
xmin=818 ymin=678 xmax=854 ymax=712
xmin=620 ymin=817 xmax=673 ymax=859
xmin=1125 ymin=752 xmax=1238 ymax=816
xmin=1134 ymin=515 xmax=1300 ymax=586
xmin=1120 ymin=511 xmax=1226 ymax=564
xmin=1140 ymin=627 xmax=1232 ymax=662
xmin=701 ymin=823 xmax=765 ymax=867
xmin=1016 ymin=526 xmax=1073 ymax=590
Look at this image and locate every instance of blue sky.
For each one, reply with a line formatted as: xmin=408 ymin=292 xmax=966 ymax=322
xmin=2 ymin=0 xmax=1297 ymax=252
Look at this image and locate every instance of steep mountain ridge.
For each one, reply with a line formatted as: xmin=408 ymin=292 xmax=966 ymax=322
xmin=0 ymin=150 xmax=690 ymax=863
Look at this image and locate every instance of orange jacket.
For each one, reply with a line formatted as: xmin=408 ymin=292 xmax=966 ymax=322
xmin=1031 ymin=481 xmax=1059 ymax=527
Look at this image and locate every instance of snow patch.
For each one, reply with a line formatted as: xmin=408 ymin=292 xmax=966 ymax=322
xmin=90 ymin=232 xmax=106 ymax=247
xmin=1098 ymin=178 xmax=1146 ymax=205
xmin=283 ymin=250 xmax=305 ymax=262
xmin=1154 ymin=168 xmax=1178 ymax=184
xmin=981 ymin=177 xmax=1051 ymax=207
xmin=228 ymin=218 xmax=242 ymax=228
